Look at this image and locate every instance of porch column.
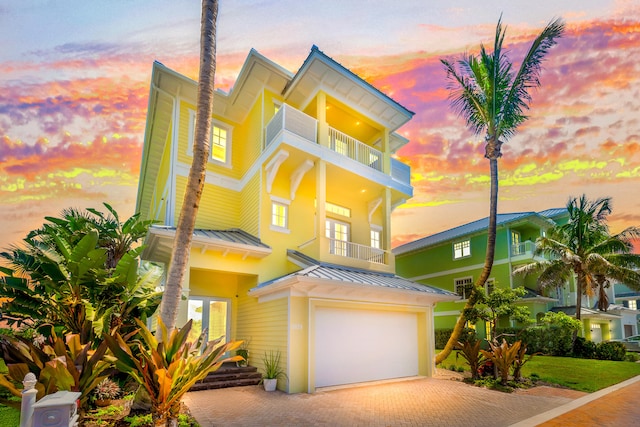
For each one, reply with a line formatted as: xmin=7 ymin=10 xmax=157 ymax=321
xmin=316 ymin=160 xmax=327 ymax=257
xmin=381 ymin=128 xmax=390 ymax=174
xmin=383 ymin=187 xmax=394 ymax=269
xmin=317 ymin=92 xmax=328 ymax=148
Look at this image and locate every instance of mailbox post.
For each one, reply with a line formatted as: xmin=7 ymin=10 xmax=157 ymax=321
xmin=32 ymin=391 xmax=81 ymax=427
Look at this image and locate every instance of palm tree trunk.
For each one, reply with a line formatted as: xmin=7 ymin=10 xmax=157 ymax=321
xmin=436 ymin=157 xmax=499 ymax=364
xmin=572 ymin=268 xmax=586 ymax=347
xmin=160 ymin=0 xmax=219 ymax=331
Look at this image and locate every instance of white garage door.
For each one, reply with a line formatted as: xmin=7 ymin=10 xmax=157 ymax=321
xmin=315 ymin=307 xmax=419 ymax=388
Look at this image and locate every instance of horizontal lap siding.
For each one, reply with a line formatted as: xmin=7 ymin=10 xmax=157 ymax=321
xmin=237 ymin=285 xmax=288 ymax=386
xmin=174 ymin=176 xmax=240 ymax=229
xmin=240 ymin=172 xmax=260 ymax=236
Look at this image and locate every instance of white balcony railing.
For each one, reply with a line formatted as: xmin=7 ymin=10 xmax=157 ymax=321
xmin=327 ymin=238 xmax=388 ymax=265
xmin=511 ymin=240 xmax=535 ymax=257
xmin=328 ymin=127 xmax=383 ymax=172
xmin=265 ymin=104 xmax=317 ymax=148
xmin=264 ymin=104 xmax=410 ymax=187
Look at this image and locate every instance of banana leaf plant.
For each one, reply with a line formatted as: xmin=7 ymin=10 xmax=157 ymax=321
xmin=455 ymin=340 xmax=485 ymax=380
xmin=104 ymin=317 xmax=242 ymax=427
xmin=480 ymin=339 xmax=522 ymax=385
xmin=512 ymin=341 xmax=538 ymax=381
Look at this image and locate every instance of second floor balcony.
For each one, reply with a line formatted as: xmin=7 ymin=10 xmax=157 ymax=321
xmin=511 ymin=240 xmax=536 ymax=258
xmin=265 ymin=104 xmax=410 ymax=189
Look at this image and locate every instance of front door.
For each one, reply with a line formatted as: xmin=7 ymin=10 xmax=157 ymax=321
xmin=187 ymin=297 xmax=231 ymax=344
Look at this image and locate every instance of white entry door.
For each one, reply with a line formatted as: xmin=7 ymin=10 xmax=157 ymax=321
xmin=314 ymin=307 xmax=419 ymax=388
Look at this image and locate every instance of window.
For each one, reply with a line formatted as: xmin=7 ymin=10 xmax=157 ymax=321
xmin=629 ymin=300 xmax=638 ymax=310
xmin=511 ymin=231 xmax=522 ymax=255
xmin=188 ymin=110 xmax=232 ymax=165
xmin=270 ymin=196 xmax=290 ymax=233
xmin=455 ymin=277 xmax=474 ymax=299
xmin=326 ymin=201 xmax=351 ymax=218
xmin=326 ymin=219 xmax=349 ymax=256
xmin=485 ymin=279 xmax=495 ymax=295
xmin=370 ymin=228 xmax=381 ymax=249
xmin=211 ymin=126 xmax=228 ymax=163
xmin=453 ymin=240 xmax=471 ymax=259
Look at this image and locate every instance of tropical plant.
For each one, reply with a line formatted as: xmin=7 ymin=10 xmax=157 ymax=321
xmin=436 ymin=16 xmax=565 ymax=364
xmin=160 ymin=0 xmax=219 ymax=331
xmin=455 ymin=340 xmax=484 ymax=380
xmin=513 ymin=195 xmax=640 ymax=333
xmin=262 ymin=350 xmax=287 ymax=380
xmin=512 ymin=341 xmax=536 ymax=381
xmin=104 ymin=317 xmax=241 ymax=427
xmin=0 ymin=324 xmax=112 ymax=408
xmin=480 ymin=339 xmax=522 ymax=385
xmin=94 ymin=377 xmax=121 ymax=401
xmin=0 ymin=206 xmax=162 ymax=341
xmin=464 ymin=286 xmax=531 ymax=341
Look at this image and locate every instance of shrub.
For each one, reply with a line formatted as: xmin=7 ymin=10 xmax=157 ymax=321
xmin=435 ymin=327 xmax=477 ymax=349
xmin=595 ymin=341 xmax=627 ymax=361
xmin=625 ymin=352 xmax=640 ymax=362
xmin=572 ymin=336 xmax=596 ymax=359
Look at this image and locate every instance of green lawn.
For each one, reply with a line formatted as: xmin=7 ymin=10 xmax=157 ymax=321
xmin=437 ymin=351 xmax=640 ymax=392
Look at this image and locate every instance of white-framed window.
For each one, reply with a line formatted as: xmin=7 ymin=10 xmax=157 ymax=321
xmin=270 ymin=196 xmax=290 ymax=233
xmin=370 ymin=225 xmax=382 ymax=249
xmin=453 ymin=240 xmax=471 ymax=259
xmin=326 ymin=218 xmax=349 ymax=256
xmin=629 ymin=300 xmax=638 ymax=310
xmin=188 ymin=110 xmax=232 ymax=166
xmin=511 ymin=231 xmax=522 ymax=255
xmin=455 ymin=277 xmax=474 ymax=299
xmin=326 ymin=201 xmax=351 ymax=218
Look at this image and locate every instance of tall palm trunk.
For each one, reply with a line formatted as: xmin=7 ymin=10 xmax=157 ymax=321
xmin=160 ymin=0 xmax=218 ymax=331
xmin=436 ymin=154 xmax=499 ymax=364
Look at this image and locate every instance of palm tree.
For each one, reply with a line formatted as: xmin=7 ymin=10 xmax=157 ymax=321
xmin=514 ymin=195 xmax=640 ymax=327
xmin=436 ymin=16 xmax=564 ymax=364
xmin=159 ymin=0 xmax=219 ymax=331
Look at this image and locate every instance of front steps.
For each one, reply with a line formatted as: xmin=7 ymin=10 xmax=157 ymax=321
xmin=190 ymin=362 xmax=262 ymax=391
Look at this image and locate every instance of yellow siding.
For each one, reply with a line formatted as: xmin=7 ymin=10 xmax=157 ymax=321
xmin=236 ymin=278 xmax=289 ymax=391
xmin=240 ymin=171 xmax=260 ymax=236
xmin=149 ymin=128 xmax=173 ymax=223
xmin=174 ymin=176 xmax=240 ymax=229
xmin=235 ymin=92 xmax=265 ymax=175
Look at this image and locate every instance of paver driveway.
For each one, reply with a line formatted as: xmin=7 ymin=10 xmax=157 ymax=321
xmin=183 ymin=374 xmax=579 ymax=427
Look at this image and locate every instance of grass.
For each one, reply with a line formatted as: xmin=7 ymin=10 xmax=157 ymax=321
xmin=437 ymin=350 xmax=640 ymax=393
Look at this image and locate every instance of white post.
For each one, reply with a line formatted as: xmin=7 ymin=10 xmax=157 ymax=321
xmin=20 ymin=372 xmax=37 ymax=427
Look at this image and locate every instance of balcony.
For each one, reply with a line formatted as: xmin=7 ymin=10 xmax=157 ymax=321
xmin=511 ymin=240 xmax=535 ymax=257
xmin=265 ymin=104 xmax=410 ymax=188
xmin=327 ymin=237 xmax=389 ymax=265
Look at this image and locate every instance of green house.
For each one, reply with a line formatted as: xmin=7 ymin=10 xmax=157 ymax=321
xmin=394 ymin=208 xmax=640 ymax=342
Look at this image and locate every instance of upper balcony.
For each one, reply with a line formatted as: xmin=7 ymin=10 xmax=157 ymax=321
xmin=265 ymin=104 xmax=411 ymax=192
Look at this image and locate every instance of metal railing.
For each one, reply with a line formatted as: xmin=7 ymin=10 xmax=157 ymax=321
xmin=327 ymin=238 xmax=388 ymax=265
xmin=328 ymin=127 xmax=383 ymax=172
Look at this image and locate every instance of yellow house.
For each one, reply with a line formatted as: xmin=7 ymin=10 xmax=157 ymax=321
xmin=136 ymin=46 xmax=457 ymax=393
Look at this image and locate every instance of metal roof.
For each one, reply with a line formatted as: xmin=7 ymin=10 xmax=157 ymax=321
xmin=256 ymin=251 xmax=457 ymax=297
xmin=393 ymin=209 xmax=565 ymax=256
xmin=189 ymin=228 xmax=270 ymax=248
xmin=537 ymin=208 xmax=568 ymax=219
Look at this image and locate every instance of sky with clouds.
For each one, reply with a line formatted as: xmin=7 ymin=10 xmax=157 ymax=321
xmin=1 ymin=0 xmax=639 ymax=250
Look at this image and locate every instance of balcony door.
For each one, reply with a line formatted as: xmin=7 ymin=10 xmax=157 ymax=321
xmin=187 ymin=296 xmax=230 ymax=345
xmin=511 ymin=231 xmax=522 ymax=255
xmin=326 ymin=218 xmax=349 ymax=256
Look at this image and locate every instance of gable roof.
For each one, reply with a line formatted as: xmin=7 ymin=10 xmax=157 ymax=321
xmin=283 ymin=45 xmax=414 ymax=132
xmin=393 ymin=209 xmax=564 ymax=256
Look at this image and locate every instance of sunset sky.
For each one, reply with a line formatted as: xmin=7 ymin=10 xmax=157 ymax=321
xmin=1 ymin=0 xmax=639 ymax=250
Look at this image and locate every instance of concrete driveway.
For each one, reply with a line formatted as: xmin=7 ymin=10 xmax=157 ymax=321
xmin=183 ymin=371 xmax=584 ymax=427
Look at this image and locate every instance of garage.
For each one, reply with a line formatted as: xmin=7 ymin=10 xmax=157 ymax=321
xmin=314 ymin=306 xmax=419 ymax=388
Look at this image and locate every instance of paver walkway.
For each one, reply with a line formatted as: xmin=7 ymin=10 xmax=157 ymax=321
xmin=183 ymin=374 xmax=578 ymax=427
